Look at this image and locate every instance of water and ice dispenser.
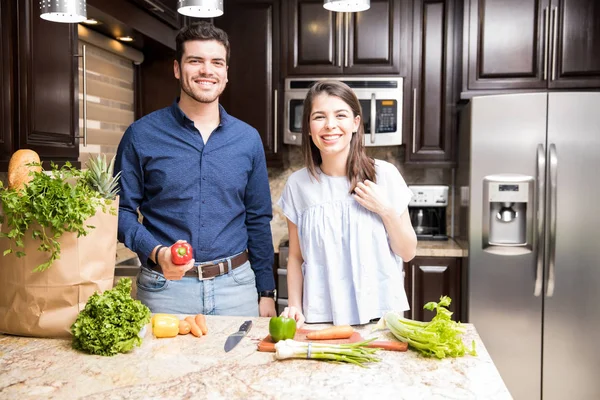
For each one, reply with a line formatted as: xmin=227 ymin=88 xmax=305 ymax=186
xmin=482 ymin=175 xmax=534 ymax=255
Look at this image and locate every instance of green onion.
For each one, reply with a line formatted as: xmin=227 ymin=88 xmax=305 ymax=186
xmin=274 ymin=338 xmax=380 ymax=367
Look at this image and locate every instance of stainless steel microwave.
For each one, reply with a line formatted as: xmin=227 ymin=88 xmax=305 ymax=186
xmin=283 ymin=77 xmax=403 ymax=147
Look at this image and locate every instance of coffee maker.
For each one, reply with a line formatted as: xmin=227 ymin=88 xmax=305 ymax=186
xmin=408 ymin=185 xmax=449 ymax=240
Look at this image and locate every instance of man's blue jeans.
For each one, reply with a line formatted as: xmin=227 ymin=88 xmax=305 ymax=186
xmin=135 ymin=260 xmax=259 ymax=316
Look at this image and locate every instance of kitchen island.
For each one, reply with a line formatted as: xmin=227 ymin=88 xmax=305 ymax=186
xmin=0 ymin=316 xmax=511 ymax=399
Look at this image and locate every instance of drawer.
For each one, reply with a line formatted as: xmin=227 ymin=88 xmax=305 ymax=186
xmin=277 ymin=298 xmax=288 ymax=315
xmin=278 ymin=246 xmax=289 ymax=269
xmin=277 ymin=268 xmax=288 ymax=298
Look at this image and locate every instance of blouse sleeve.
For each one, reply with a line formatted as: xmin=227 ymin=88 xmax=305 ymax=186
xmin=382 ymin=162 xmax=413 ymax=216
xmin=277 ymin=179 xmax=299 ymax=225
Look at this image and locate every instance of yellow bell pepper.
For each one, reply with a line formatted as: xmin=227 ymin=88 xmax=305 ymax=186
xmin=152 ymin=313 xmax=180 ymax=338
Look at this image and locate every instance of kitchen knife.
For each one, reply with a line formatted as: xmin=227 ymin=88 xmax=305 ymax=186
xmin=224 ymin=320 xmax=253 ymax=352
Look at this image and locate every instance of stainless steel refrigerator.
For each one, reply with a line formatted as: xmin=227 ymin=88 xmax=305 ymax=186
xmin=457 ymin=92 xmax=600 ymax=400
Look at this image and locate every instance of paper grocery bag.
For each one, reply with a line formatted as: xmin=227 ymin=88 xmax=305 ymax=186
xmin=0 ymin=198 xmax=119 ymax=338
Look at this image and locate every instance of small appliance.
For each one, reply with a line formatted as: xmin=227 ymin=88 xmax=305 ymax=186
xmin=407 ymin=185 xmax=448 ymax=241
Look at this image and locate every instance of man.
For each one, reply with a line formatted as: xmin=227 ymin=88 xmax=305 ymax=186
xmin=114 ymin=21 xmax=276 ymax=317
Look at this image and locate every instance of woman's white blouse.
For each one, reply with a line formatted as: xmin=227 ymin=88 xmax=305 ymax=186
xmin=277 ymin=159 xmax=413 ymax=325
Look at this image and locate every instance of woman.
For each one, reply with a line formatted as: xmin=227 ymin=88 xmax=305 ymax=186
xmin=278 ymin=80 xmax=417 ymax=327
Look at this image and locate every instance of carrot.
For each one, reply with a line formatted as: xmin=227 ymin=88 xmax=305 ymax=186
xmin=179 ymin=319 xmax=191 ymax=335
xmin=195 ymin=314 xmax=208 ymax=335
xmin=305 ymin=325 xmax=354 ymax=340
xmin=185 ymin=316 xmax=203 ymax=337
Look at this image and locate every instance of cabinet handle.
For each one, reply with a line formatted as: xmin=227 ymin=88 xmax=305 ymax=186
xmin=411 ymin=264 xmax=416 ymax=320
xmin=144 ymin=0 xmax=165 ymax=12
xmin=542 ymin=7 xmax=549 ymax=81
xmin=412 ymin=88 xmax=417 ymax=154
xmin=419 ymin=266 xmax=448 ymax=273
xmin=344 ymin=12 xmax=349 ymax=68
xmin=551 ymin=7 xmax=558 ymax=81
xmin=75 ymin=44 xmax=87 ymax=147
xmin=273 ymin=89 xmax=278 ymax=154
xmin=337 ymin=13 xmax=343 ymax=67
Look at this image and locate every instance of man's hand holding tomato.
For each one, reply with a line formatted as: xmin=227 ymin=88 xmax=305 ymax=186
xmin=157 ymin=240 xmax=195 ymax=280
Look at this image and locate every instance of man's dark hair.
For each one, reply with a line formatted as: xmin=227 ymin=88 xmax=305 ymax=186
xmin=175 ymin=21 xmax=230 ymax=65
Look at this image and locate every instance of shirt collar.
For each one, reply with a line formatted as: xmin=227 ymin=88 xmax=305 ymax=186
xmin=170 ymin=98 xmax=231 ymax=128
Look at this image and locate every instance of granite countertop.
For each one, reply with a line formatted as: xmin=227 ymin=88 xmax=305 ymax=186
xmin=0 ymin=315 xmax=511 ymax=399
xmin=416 ymin=238 xmax=468 ymax=258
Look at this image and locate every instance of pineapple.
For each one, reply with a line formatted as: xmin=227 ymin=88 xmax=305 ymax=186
xmin=85 ymin=154 xmax=121 ymax=199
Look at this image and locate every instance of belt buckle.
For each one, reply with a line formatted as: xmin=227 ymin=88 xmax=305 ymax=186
xmin=197 ymin=261 xmax=226 ymax=281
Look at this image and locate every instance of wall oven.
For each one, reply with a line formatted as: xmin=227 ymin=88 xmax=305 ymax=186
xmin=283 ymin=77 xmax=403 ymax=147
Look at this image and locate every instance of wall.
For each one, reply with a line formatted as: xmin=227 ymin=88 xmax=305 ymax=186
xmin=268 ymin=146 xmax=453 ymax=251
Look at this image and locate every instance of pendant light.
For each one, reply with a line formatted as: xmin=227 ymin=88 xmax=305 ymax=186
xmin=177 ymin=0 xmax=224 ymax=18
xmin=323 ymin=0 xmax=370 ymax=12
xmin=40 ymin=0 xmax=87 ymax=23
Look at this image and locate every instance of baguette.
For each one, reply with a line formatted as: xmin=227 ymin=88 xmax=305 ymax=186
xmin=7 ymin=149 xmax=41 ymax=192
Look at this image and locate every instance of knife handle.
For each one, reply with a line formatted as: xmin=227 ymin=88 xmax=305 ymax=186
xmin=239 ymin=320 xmax=252 ymax=332
xmin=367 ymin=341 xmax=408 ymax=352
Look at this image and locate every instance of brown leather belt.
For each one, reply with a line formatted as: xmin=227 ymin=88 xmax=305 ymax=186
xmin=149 ymin=251 xmax=249 ymax=279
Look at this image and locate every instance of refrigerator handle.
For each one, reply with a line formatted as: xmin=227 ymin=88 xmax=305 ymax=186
xmin=534 ymin=144 xmax=546 ymax=297
xmin=546 ymin=144 xmax=558 ymax=297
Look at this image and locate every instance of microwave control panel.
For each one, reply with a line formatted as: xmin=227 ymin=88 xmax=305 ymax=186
xmin=360 ymin=100 xmax=397 ymax=133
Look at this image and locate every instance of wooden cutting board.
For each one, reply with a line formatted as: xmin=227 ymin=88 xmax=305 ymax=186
xmin=257 ymin=328 xmax=407 ymax=352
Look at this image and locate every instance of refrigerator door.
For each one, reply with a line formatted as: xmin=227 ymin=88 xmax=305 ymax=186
xmin=467 ymin=93 xmax=547 ymax=400
xmin=543 ymin=92 xmax=600 ymax=400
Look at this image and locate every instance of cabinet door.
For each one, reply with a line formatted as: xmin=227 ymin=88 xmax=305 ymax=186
xmin=0 ymin=1 xmax=13 ymax=167
xmin=343 ymin=0 xmax=404 ymax=74
xmin=129 ymin=0 xmax=182 ymax=29
xmin=407 ymin=0 xmax=457 ymax=165
xmin=548 ymin=0 xmax=600 ymax=88
xmin=463 ymin=0 xmax=549 ymax=93
xmin=285 ymin=0 xmax=343 ymax=75
xmin=217 ymin=0 xmax=282 ymax=167
xmin=17 ymin=1 xmax=79 ymax=164
xmin=404 ymin=256 xmax=461 ymax=322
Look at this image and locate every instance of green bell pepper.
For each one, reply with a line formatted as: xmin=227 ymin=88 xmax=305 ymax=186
xmin=269 ymin=316 xmax=297 ymax=343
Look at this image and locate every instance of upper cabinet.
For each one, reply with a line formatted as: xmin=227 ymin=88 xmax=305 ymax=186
xmin=406 ymin=0 xmax=459 ymax=165
xmin=2 ymin=0 xmax=80 ymax=169
xmin=283 ymin=0 xmax=409 ymax=76
xmin=462 ymin=0 xmax=600 ymax=97
xmin=129 ymin=0 xmax=182 ymax=29
xmin=0 ymin=1 xmax=14 ymax=167
xmin=216 ymin=0 xmax=282 ymax=168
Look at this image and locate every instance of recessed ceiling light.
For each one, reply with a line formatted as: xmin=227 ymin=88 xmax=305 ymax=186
xmin=82 ymin=18 xmax=100 ymax=25
xmin=117 ymin=36 xmax=134 ymax=42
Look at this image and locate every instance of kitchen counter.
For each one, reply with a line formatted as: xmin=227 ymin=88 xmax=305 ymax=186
xmin=416 ymin=238 xmax=468 ymax=257
xmin=0 ymin=316 xmax=511 ymax=399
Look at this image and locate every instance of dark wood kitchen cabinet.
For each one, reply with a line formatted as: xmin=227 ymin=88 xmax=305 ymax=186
xmin=406 ymin=0 xmax=460 ymax=165
xmin=462 ymin=0 xmax=600 ymax=97
xmin=0 ymin=0 xmax=79 ymax=171
xmin=129 ymin=0 xmax=182 ymax=29
xmin=283 ymin=0 xmax=409 ymax=76
xmin=216 ymin=0 xmax=282 ymax=167
xmin=404 ymin=256 xmax=462 ymax=322
xmin=0 ymin=1 xmax=14 ymax=166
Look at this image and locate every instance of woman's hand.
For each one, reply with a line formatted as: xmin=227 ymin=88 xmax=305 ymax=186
xmin=281 ymin=306 xmax=306 ymax=328
xmin=353 ymin=180 xmax=393 ymax=217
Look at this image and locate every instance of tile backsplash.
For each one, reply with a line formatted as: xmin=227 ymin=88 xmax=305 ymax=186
xmin=268 ymin=146 xmax=453 ymax=251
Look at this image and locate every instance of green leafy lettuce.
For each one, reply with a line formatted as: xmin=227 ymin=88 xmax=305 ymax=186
xmin=71 ymin=279 xmax=151 ymax=356
xmin=381 ymin=296 xmax=477 ymax=359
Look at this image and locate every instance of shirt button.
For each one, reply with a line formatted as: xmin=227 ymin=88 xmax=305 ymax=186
xmin=202 ymin=200 xmax=205 ymax=204
xmin=202 ymin=177 xmax=206 ymax=180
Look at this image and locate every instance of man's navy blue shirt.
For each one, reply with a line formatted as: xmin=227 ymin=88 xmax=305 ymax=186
xmin=114 ymin=100 xmax=275 ymax=292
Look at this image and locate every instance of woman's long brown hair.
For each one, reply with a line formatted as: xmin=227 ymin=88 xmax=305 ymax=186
xmin=301 ymin=80 xmax=376 ymax=192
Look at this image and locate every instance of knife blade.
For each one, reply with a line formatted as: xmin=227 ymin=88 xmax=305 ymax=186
xmin=224 ymin=320 xmax=253 ymax=352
